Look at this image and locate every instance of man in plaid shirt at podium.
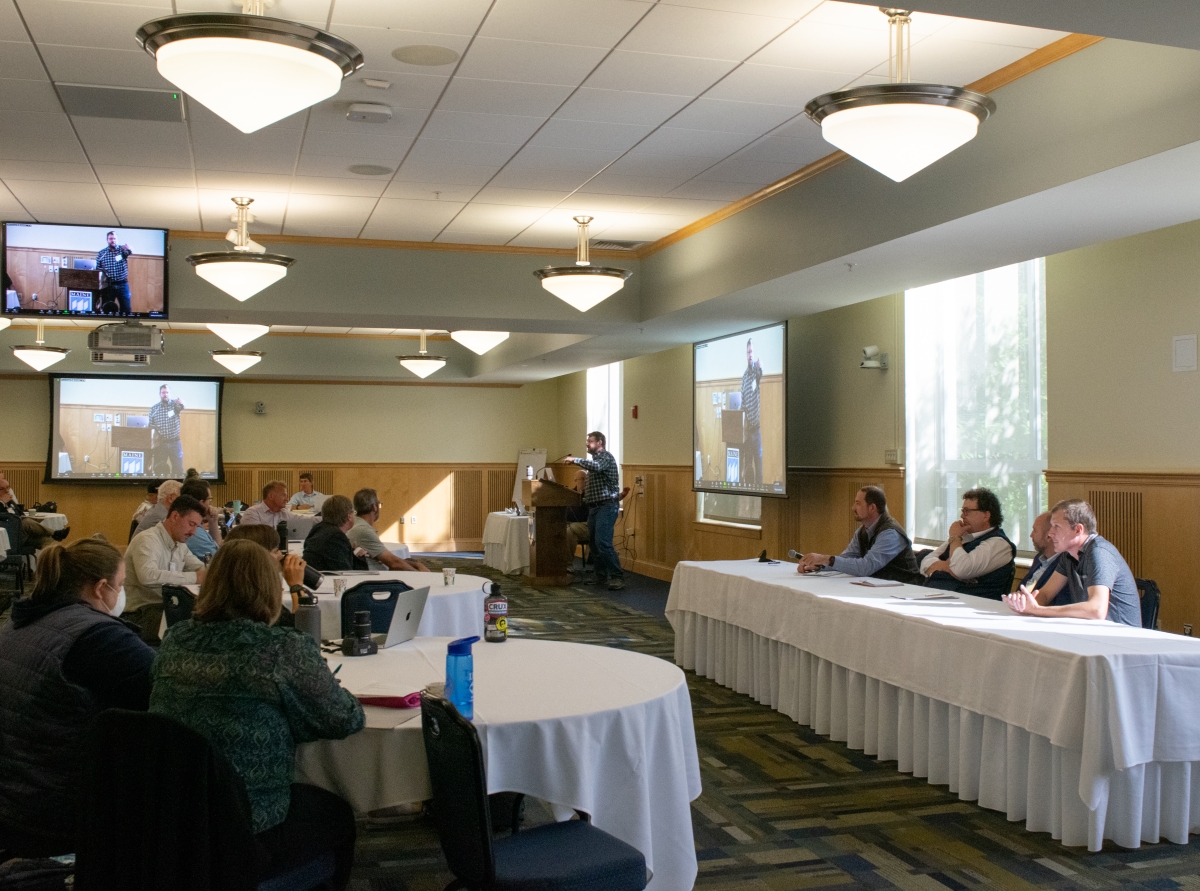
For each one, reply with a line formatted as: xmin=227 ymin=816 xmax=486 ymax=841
xmin=148 ymin=383 xmax=185 ymax=476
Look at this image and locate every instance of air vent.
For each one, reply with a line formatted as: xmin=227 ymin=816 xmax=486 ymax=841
xmin=591 ymin=240 xmax=645 ymax=251
xmin=57 ymin=84 xmax=184 ymax=122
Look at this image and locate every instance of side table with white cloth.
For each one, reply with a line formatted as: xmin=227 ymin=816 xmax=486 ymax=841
xmin=482 ymin=511 xmax=529 ymax=574
xmin=29 ymin=512 xmax=68 ymax=532
xmin=295 ymin=637 xmax=701 ymax=891
xmin=668 ymin=559 xmax=1200 ymax=851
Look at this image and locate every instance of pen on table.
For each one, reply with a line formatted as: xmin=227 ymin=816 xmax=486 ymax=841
xmin=333 ymin=664 xmax=342 ymax=676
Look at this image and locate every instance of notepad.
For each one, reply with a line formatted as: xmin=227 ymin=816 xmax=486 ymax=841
xmin=850 ymin=578 xmax=904 ymax=587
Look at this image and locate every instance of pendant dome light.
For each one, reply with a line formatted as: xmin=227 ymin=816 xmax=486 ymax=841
xmin=206 ymin=323 xmax=269 ymax=348
xmin=804 ymin=8 xmax=996 ymax=183
xmin=11 ymin=322 xmax=70 ymax=371
xmin=534 ymin=216 xmax=632 ymax=312
xmin=187 ymin=198 xmax=294 ymax=301
xmin=451 ymin=330 xmax=510 ymax=355
xmin=136 ymin=0 xmax=363 ymax=134
xmin=397 ymin=330 xmax=446 ymax=379
xmin=0 ymin=317 xmax=10 ymax=332
xmin=210 ymin=349 xmax=263 ymax=374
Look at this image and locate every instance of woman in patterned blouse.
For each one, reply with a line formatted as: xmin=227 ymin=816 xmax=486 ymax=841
xmin=150 ymin=539 xmax=364 ymax=889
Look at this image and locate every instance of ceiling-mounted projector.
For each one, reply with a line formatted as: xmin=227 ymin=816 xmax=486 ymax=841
xmin=88 ymin=321 xmax=165 ymax=365
xmin=347 ymin=103 xmax=392 ymax=123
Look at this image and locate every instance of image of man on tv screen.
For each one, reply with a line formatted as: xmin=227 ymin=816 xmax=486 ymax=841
xmin=740 ymin=338 xmax=763 ymax=488
xmin=148 ymin=384 xmax=184 ymax=476
xmin=95 ymin=230 xmax=132 ymax=314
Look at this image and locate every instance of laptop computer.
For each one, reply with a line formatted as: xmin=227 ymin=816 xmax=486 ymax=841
xmin=382 ymin=586 xmax=429 ymax=648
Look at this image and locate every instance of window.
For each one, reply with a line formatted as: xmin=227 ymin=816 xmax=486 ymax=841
xmin=586 ymin=362 xmax=622 ymax=470
xmin=905 ymin=259 xmax=1047 ymax=553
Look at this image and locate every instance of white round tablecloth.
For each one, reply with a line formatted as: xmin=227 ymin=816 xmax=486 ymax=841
xmin=30 ymin=512 xmax=68 ymax=532
xmin=309 ymin=570 xmax=486 ymax=640
xmin=482 ymin=511 xmax=529 ymax=574
xmin=295 ymin=637 xmax=701 ymax=891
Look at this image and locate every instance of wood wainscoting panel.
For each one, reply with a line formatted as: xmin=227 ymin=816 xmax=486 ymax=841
xmin=255 ymin=468 xmax=296 ymax=499
xmin=487 ymin=468 xmax=516 ymax=513
xmin=302 ymin=469 xmax=336 ymax=497
xmin=453 ymin=470 xmax=484 ymax=541
xmin=6 ymin=467 xmax=42 ymax=508
xmin=1047 ymin=470 xmax=1200 ymax=635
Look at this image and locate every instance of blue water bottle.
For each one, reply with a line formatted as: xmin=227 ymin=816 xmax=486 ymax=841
xmin=445 ymin=636 xmax=480 ymax=720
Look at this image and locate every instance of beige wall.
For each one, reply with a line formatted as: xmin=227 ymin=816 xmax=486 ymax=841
xmin=622 ymin=345 xmax=693 ymax=466
xmin=789 ymin=293 xmax=905 ymax=468
xmin=3 ymin=378 xmax=51 ymax=462
xmin=555 ymin=370 xmax=587 ymax=458
xmin=1047 ymin=218 xmax=1200 ymax=472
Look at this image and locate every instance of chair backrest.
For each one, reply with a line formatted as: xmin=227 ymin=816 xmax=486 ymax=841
xmin=76 ymin=709 xmax=264 ymax=891
xmin=0 ymin=512 xmax=21 ymax=553
xmin=339 ymin=581 xmax=410 ymax=637
xmin=419 ymin=694 xmax=494 ymax=889
xmin=162 ymin=584 xmax=197 ymax=628
xmin=1136 ymin=578 xmax=1161 ymax=630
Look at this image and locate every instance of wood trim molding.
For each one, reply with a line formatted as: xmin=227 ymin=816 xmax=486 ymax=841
xmin=635 ymin=33 xmax=1105 ymax=261
xmin=1045 ymin=469 xmax=1200 ymax=487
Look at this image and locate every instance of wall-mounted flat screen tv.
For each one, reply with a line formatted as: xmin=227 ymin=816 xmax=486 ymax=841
xmin=47 ymin=375 xmax=223 ymax=483
xmin=3 ymin=222 xmax=167 ymax=320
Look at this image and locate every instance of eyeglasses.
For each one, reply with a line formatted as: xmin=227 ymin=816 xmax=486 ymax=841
xmin=960 ymin=507 xmax=985 ymax=515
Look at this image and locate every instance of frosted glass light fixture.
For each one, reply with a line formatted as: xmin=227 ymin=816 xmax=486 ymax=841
xmin=206 ymin=323 xmax=269 ymax=348
xmin=534 ymin=216 xmax=631 ymax=312
xmin=398 ymin=330 xmax=446 ymax=379
xmin=0 ymin=317 xmax=10 ymax=332
xmin=804 ymin=9 xmax=995 ymax=183
xmin=12 ymin=322 xmax=69 ymax=371
xmin=451 ymin=330 xmax=509 ymax=355
xmin=187 ymin=197 xmax=294 ymax=301
xmin=210 ymin=349 xmax=263 ymax=374
xmin=136 ymin=0 xmax=363 ymax=133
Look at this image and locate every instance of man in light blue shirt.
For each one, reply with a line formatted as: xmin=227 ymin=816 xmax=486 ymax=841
xmin=181 ymin=479 xmax=221 ymax=561
xmin=796 ymin=486 xmax=923 ymax=584
xmin=287 ymin=472 xmax=324 ymax=509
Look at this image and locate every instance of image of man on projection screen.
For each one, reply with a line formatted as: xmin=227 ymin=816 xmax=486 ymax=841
xmin=740 ymin=338 xmax=763 ymax=487
xmin=95 ymin=230 xmax=132 ymax=314
xmin=148 ymin=384 xmax=185 ymax=477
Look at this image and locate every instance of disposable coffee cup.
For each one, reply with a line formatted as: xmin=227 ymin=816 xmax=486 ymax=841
xmin=443 ymin=567 xmax=456 ymax=586
xmin=333 ymin=578 xmax=346 ymax=596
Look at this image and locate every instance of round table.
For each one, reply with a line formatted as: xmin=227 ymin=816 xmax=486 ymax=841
xmin=29 ymin=512 xmax=68 ymax=532
xmin=295 ymin=637 xmax=700 ymax=891
xmin=309 ymin=570 xmax=485 ymax=640
xmin=287 ymin=540 xmax=412 ymax=560
xmin=482 ymin=511 xmax=529 ymax=574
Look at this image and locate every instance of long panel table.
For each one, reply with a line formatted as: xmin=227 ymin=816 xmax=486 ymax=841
xmin=667 ymin=560 xmax=1200 ymax=851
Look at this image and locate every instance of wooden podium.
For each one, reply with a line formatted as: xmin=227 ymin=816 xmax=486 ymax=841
xmin=521 ymin=478 xmax=582 ymax=586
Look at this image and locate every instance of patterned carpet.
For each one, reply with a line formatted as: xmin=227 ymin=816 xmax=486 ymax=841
xmin=348 ymin=558 xmax=1200 ymax=891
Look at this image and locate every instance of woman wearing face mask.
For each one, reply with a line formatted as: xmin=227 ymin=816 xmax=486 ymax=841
xmin=0 ymin=539 xmax=154 ymax=856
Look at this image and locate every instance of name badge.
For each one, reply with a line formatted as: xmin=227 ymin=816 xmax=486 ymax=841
xmin=168 ymin=410 xmax=175 ymax=418
xmin=752 ymin=378 xmax=757 ymax=391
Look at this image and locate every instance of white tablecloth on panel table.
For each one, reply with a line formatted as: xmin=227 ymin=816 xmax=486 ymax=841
xmin=309 ymin=570 xmax=485 ymax=640
xmin=295 ymin=637 xmax=701 ymax=891
xmin=29 ymin=512 xmax=68 ymax=532
xmin=667 ymin=560 xmax=1200 ymax=851
xmin=482 ymin=511 xmax=529 ymax=574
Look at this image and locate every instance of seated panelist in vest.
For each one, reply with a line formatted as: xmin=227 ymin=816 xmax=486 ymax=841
xmin=241 ymin=480 xmax=293 ymax=527
xmin=1002 ymin=499 xmax=1142 ymax=626
xmin=0 ymin=539 xmax=155 ymax=857
xmin=920 ymin=487 xmax=1016 ymax=599
xmin=796 ymin=485 xmax=922 ymax=583
xmin=302 ymin=494 xmax=368 ymax=572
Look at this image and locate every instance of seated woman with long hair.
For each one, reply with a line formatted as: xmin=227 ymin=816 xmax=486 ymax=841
xmin=222 ymin=522 xmax=308 ymax=624
xmin=0 ymin=539 xmax=154 ymax=856
xmin=150 ymin=539 xmax=364 ymax=889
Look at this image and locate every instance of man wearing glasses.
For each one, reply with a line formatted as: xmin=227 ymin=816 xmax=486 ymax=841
xmin=347 ymin=488 xmax=430 ymax=572
xmin=920 ymin=487 xmax=1016 ymax=599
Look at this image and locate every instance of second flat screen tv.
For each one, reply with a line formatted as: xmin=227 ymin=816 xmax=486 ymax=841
xmin=2 ymin=222 xmax=167 ymax=320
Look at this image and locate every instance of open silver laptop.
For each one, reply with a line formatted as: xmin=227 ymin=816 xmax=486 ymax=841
xmin=382 ymin=586 xmax=429 ymax=648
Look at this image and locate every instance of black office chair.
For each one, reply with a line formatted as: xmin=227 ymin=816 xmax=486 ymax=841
xmin=0 ymin=512 xmax=30 ymax=598
xmin=338 ymin=580 xmax=411 ymax=638
xmin=77 ymin=709 xmax=337 ymax=891
xmin=162 ymin=584 xmax=197 ymax=628
xmin=419 ymin=693 xmax=647 ymax=891
xmin=1136 ymin=578 xmax=1161 ymax=630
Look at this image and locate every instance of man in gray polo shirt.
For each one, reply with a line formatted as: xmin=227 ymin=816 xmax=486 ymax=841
xmin=347 ymin=488 xmax=430 ymax=572
xmin=1002 ymin=498 xmax=1141 ymax=627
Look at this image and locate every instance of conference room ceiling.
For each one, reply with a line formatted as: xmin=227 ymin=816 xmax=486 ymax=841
xmin=0 ymin=0 xmax=1068 ymax=248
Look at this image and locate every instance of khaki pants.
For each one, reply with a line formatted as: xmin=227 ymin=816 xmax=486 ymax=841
xmin=567 ymin=521 xmax=590 ymax=565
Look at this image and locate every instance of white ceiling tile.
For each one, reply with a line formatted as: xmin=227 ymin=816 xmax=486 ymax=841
xmin=0 ymin=160 xmax=95 ymax=183
xmin=666 ymin=179 xmax=757 ymax=200
xmin=554 ymin=193 xmax=654 ymax=213
xmin=294 ymin=154 xmax=399 ymax=179
xmin=283 ymin=194 xmax=378 ymax=233
xmin=362 ymin=196 xmax=466 ymax=231
xmin=300 ymin=129 xmax=413 ymax=159
xmin=507 ymin=224 xmax=579 ymax=248
xmin=340 ymin=69 xmax=451 ymax=106
xmin=437 ymin=78 xmax=574 ymax=116
xmin=21 ymin=1 xmax=159 ymax=51
xmin=457 ymin=37 xmax=608 ymax=87
xmin=191 ymin=128 xmax=303 ymax=175
xmin=0 ymin=41 xmax=45 ymax=80
xmin=176 ymin=0 xmax=326 ymax=15
xmin=696 ymin=157 xmax=796 ymax=183
xmin=105 ymin=184 xmax=201 ymax=228
xmin=0 ymin=135 xmax=88 ymax=164
xmin=530 ymin=119 xmax=653 ymax=153
xmin=734 ymin=134 xmax=828 ymax=166
xmin=703 ymin=63 xmax=847 ymax=107
xmin=0 ymin=111 xmax=77 ymax=142
xmin=73 ymin=118 xmax=193 ymax=168
xmin=0 ymin=79 xmax=61 ymax=113
xmin=638 ymin=196 xmax=727 ymax=217
xmin=803 ymin=2 xmax=949 ymax=37
xmin=577 ymin=172 xmax=685 ymax=197
xmin=332 ymin=0 xmax=492 ymax=35
xmin=903 ymin=36 xmax=1040 ymax=88
xmin=584 ymin=51 xmax=735 ymax=95
xmin=38 ymin=45 xmax=171 ymax=89
xmin=667 ymin=98 xmax=800 ymax=134
xmin=472 ymin=186 xmax=571 ymax=207
xmin=634 ymin=126 xmax=755 ymax=157
xmin=935 ymin=19 xmax=1069 ymax=49
xmin=0 ymin=1 xmax=29 ymax=34
xmin=421 ymin=110 xmax=546 ymax=143
xmin=0 ymin=181 xmax=35 ymax=221
xmin=304 ymin=103 xmax=429 ymax=140
xmin=620 ymin=4 xmax=793 ymax=61
xmin=97 ymin=165 xmax=196 ymax=187
xmin=749 ymin=20 xmax=886 ymax=74
xmin=591 ymin=221 xmax=676 ymax=241
xmin=487 ymin=168 xmax=592 ymax=191
xmin=290 ymin=175 xmax=390 ymax=197
xmin=771 ymin=115 xmax=825 ymax=139
xmin=441 ymin=202 xmax=546 ymax=230
xmin=663 ymin=0 xmax=822 ymax=17
xmin=554 ymin=88 xmax=691 ymax=127
xmin=5 ymin=179 xmax=116 ymax=222
xmin=283 ymin=223 xmax=366 ymax=237
xmin=199 ymin=190 xmax=287 ymax=230
xmin=606 ymin=151 xmax=718 ymax=179
xmin=194 ymin=170 xmax=293 ymax=193
xmin=406 ymin=138 xmax=521 ymax=167
xmin=481 ymin=0 xmax=652 ymax=48
xmin=328 ymin=25 xmax=468 ymax=75
xmin=504 ymin=145 xmax=619 ymax=176
xmin=382 ymin=181 xmax=477 ymax=201
xmin=394 ymin=159 xmax=499 ymax=185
